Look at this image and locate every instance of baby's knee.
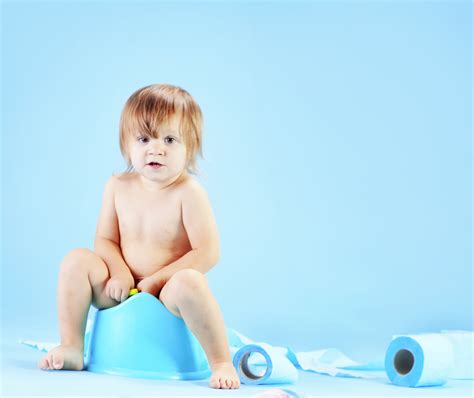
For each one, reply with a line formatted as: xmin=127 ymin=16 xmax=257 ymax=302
xmin=170 ymin=269 xmax=207 ymax=298
xmin=60 ymin=248 xmax=95 ymax=273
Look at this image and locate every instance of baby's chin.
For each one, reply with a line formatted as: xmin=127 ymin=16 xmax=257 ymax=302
xmin=138 ymin=168 xmax=186 ymax=186
xmin=138 ymin=163 xmax=165 ymax=174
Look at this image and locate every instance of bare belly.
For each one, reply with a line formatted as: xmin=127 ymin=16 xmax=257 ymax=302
xmin=120 ymin=240 xmax=190 ymax=280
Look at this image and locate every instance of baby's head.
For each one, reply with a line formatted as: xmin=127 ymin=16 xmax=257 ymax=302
xmin=119 ymin=84 xmax=203 ymax=178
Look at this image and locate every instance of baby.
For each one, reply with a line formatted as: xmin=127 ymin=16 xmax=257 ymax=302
xmin=38 ymin=84 xmax=240 ymax=389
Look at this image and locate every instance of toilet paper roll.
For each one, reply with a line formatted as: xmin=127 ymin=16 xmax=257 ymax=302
xmin=441 ymin=330 xmax=474 ymax=379
xmin=232 ymin=344 xmax=298 ymax=385
xmin=385 ymin=334 xmax=454 ymax=387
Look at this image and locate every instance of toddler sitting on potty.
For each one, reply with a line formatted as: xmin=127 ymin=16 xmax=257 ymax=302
xmin=38 ymin=84 xmax=240 ymax=390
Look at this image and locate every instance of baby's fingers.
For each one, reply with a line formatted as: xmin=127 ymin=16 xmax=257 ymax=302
xmin=113 ymin=288 xmax=123 ymax=302
xmin=105 ymin=282 xmax=113 ymax=299
xmin=120 ymin=288 xmax=128 ymax=302
xmin=108 ymin=286 xmax=118 ymax=302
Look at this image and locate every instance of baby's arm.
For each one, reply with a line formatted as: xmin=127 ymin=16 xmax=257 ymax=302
xmin=180 ymin=180 xmax=221 ymax=272
xmin=94 ymin=175 xmax=134 ymax=301
xmin=140 ymin=180 xmax=220 ymax=293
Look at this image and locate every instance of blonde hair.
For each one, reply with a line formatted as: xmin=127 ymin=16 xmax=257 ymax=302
xmin=119 ymin=84 xmax=203 ymax=174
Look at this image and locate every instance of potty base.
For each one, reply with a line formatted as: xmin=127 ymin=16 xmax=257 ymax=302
xmin=86 ymin=364 xmax=211 ymax=381
xmin=85 ymin=293 xmax=211 ymax=380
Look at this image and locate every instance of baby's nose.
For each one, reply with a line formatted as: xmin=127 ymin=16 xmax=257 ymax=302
xmin=148 ymin=143 xmax=165 ymax=155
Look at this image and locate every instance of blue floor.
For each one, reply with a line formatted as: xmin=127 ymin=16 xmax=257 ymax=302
xmin=2 ymin=337 xmax=472 ymax=398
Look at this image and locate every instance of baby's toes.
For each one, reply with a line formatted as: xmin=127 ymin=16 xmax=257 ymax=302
xmin=37 ymin=358 xmax=44 ymax=370
xmin=51 ymin=353 xmax=64 ymax=370
xmin=38 ymin=354 xmax=51 ymax=370
xmin=209 ymin=375 xmax=221 ymax=389
xmin=220 ymin=378 xmax=228 ymax=389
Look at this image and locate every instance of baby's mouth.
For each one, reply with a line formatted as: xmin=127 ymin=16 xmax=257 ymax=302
xmin=147 ymin=162 xmax=164 ymax=168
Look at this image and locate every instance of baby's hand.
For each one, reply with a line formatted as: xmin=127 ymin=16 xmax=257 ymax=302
xmin=106 ymin=272 xmax=135 ymax=303
xmin=137 ymin=271 xmax=169 ymax=298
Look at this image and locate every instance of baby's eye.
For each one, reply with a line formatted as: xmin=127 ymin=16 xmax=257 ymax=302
xmin=164 ymin=136 xmax=176 ymax=144
xmin=137 ymin=136 xmax=149 ymax=144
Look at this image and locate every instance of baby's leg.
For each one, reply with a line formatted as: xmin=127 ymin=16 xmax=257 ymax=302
xmin=38 ymin=248 xmax=117 ymax=370
xmin=159 ymin=269 xmax=240 ymax=389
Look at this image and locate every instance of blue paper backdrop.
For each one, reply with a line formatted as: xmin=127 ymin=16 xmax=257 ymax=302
xmin=2 ymin=1 xmax=471 ymax=362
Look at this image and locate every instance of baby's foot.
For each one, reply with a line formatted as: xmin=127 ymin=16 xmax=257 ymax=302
xmin=38 ymin=345 xmax=84 ymax=371
xmin=209 ymin=361 xmax=240 ymax=389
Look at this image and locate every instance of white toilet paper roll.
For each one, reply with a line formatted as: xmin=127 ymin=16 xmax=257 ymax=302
xmin=441 ymin=330 xmax=474 ymax=379
xmin=385 ymin=333 xmax=454 ymax=387
xmin=232 ymin=344 xmax=298 ymax=385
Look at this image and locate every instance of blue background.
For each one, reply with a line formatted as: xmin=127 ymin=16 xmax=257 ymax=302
xmin=2 ymin=1 xmax=472 ymax=364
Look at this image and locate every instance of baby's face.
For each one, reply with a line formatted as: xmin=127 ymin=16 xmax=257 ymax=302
xmin=128 ymin=115 xmax=187 ymax=184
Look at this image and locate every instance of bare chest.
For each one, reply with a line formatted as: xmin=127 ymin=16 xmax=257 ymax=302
xmin=115 ymin=187 xmax=188 ymax=248
xmin=111 ymin=174 xmax=192 ymax=279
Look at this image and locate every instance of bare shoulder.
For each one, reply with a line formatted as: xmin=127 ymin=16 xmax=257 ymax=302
xmin=178 ymin=175 xmax=208 ymax=200
xmin=112 ymin=171 xmax=139 ymax=189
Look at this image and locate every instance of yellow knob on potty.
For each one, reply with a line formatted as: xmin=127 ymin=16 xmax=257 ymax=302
xmin=129 ymin=289 xmax=139 ymax=296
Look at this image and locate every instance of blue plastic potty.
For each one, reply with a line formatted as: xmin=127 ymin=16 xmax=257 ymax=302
xmin=85 ymin=292 xmax=211 ymax=380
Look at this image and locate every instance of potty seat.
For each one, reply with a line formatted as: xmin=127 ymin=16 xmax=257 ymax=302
xmin=85 ymin=292 xmax=211 ymax=380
